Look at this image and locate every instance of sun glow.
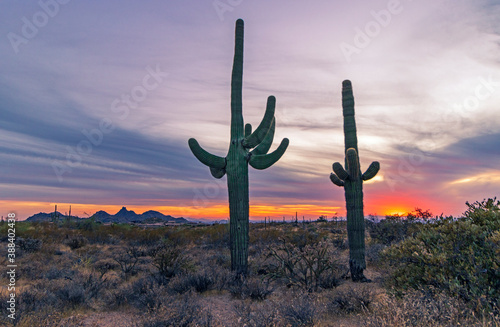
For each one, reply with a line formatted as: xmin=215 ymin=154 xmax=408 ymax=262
xmin=450 ymin=172 xmax=500 ymax=185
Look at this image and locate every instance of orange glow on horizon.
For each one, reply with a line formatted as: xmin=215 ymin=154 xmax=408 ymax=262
xmin=4 ymin=195 xmax=456 ymax=221
xmin=364 ymin=192 xmax=446 ymax=217
xmin=4 ymin=201 xmax=341 ymax=221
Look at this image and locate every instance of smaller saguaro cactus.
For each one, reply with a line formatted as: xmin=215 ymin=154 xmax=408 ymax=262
xmin=330 ymin=80 xmax=380 ymax=282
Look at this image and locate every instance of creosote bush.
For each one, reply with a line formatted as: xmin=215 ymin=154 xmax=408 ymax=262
xmin=279 ymin=294 xmax=317 ymax=327
xmin=382 ymin=198 xmax=500 ymax=310
xmin=141 ymin=293 xmax=213 ymax=327
xmin=363 ymin=288 xmax=500 ymax=327
xmin=228 ymin=275 xmax=274 ymax=300
xmin=64 ymin=235 xmax=88 ymax=250
xmin=16 ymin=237 xmax=42 ymax=253
xmin=328 ymin=285 xmax=375 ymax=315
xmin=150 ymin=242 xmax=192 ymax=283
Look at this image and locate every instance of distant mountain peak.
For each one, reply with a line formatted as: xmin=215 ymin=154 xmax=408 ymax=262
xmin=26 ymin=206 xmax=188 ymax=224
xmin=117 ymin=206 xmax=133 ymax=213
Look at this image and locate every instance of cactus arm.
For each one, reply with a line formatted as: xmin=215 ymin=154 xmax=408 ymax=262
xmin=330 ymin=173 xmax=345 ymax=187
xmin=249 ymin=138 xmax=289 ymax=170
xmin=242 ymin=96 xmax=276 ymax=148
xmin=231 ymin=19 xmax=244 ymax=140
xmin=362 ymin=161 xmax=380 ymax=181
xmin=210 ymin=167 xmax=226 ymax=179
xmin=245 ymin=123 xmax=252 ymax=138
xmin=251 ymin=118 xmax=275 ymax=156
xmin=332 ymin=162 xmax=349 ymax=181
xmin=342 ymin=80 xmax=358 ymax=155
xmin=188 ymin=138 xmax=226 ymax=169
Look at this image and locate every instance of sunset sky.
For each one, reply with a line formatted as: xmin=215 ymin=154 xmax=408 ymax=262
xmin=1 ymin=0 xmax=499 ymax=220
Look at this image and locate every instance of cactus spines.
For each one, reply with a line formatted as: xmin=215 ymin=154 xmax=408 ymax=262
xmin=188 ymin=19 xmax=289 ymax=275
xmin=330 ymin=80 xmax=380 ymax=282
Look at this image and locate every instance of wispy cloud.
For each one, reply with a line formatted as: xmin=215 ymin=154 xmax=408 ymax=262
xmin=0 ymin=0 xmax=499 ymax=219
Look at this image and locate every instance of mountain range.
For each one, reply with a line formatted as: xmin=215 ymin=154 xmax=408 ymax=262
xmin=26 ymin=207 xmax=189 ymax=224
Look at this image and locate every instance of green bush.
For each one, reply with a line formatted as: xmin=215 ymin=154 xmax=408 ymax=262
xmin=382 ymin=198 xmax=500 ymax=308
xmin=368 ymin=214 xmax=425 ymax=246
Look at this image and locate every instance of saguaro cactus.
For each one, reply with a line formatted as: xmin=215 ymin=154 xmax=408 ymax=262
xmin=188 ymin=19 xmax=289 ymax=274
xmin=330 ymin=80 xmax=380 ymax=282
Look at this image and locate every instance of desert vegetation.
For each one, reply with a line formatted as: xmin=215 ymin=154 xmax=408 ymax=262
xmin=0 ymin=198 xmax=498 ymax=326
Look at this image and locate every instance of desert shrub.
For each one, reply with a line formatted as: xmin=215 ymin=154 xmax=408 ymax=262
xmin=369 ymin=217 xmax=415 ymax=245
xmin=233 ymin=301 xmax=279 ymax=327
xmin=17 ymin=288 xmax=58 ymax=315
xmin=16 ymin=237 xmax=42 ymax=253
xmin=363 ymin=288 xmax=500 ymax=327
xmin=280 ymin=294 xmax=316 ymax=327
xmin=108 ymin=275 xmax=167 ymax=311
xmin=331 ymin=234 xmax=348 ymax=250
xmin=382 ymin=198 xmax=500 ymax=309
xmin=93 ymin=258 xmax=119 ymax=277
xmin=207 ymin=251 xmax=231 ymax=269
xmin=369 ymin=209 xmax=433 ymax=246
xmin=163 ymin=226 xmax=203 ymax=247
xmin=26 ymin=273 xmax=105 ymax=311
xmin=266 ymin=240 xmax=343 ymax=292
xmin=131 ymin=277 xmax=167 ymax=312
xmin=284 ymin=228 xmax=325 ymax=249
xmin=142 ymin=294 xmax=213 ymax=327
xmin=327 ymin=285 xmax=375 ymax=315
xmin=18 ymin=259 xmax=45 ymax=280
xmin=126 ymin=228 xmax=166 ymax=247
xmin=113 ymin=245 xmax=146 ymax=279
xmin=186 ymin=271 xmax=215 ymax=293
xmin=53 ymin=281 xmax=86 ymax=308
xmin=75 ymin=216 xmax=100 ymax=232
xmin=250 ymin=226 xmax=284 ymax=244
xmin=365 ymin=243 xmax=387 ymax=265
xmin=64 ymin=235 xmax=87 ymax=250
xmin=228 ymin=275 xmax=274 ymax=300
xmin=199 ymin=223 xmax=229 ymax=249
xmin=150 ymin=243 xmax=191 ymax=283
xmin=169 ymin=270 xmax=217 ymax=294
xmin=82 ymin=273 xmax=108 ymax=301
xmin=44 ymin=267 xmax=76 ymax=280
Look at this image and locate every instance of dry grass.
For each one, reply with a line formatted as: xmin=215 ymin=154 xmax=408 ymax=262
xmin=0 ymin=220 xmax=497 ymax=326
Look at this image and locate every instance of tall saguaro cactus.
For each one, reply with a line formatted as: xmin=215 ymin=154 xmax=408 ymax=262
xmin=188 ymin=19 xmax=289 ymax=275
xmin=330 ymin=80 xmax=380 ymax=282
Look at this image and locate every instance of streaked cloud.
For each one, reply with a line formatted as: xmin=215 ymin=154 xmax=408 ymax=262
xmin=0 ymin=0 xmax=499 ymax=219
